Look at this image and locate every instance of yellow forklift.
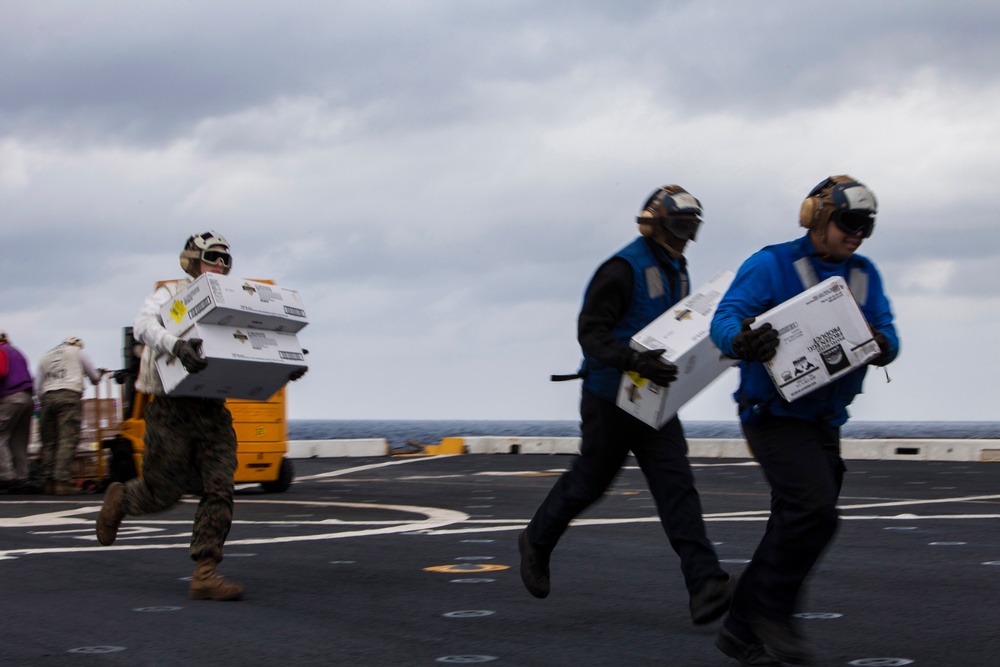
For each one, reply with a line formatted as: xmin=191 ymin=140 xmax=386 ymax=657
xmin=105 ymin=325 xmax=295 ymax=493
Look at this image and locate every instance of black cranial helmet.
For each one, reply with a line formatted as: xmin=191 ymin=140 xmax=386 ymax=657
xmin=637 ymin=185 xmax=703 ymax=241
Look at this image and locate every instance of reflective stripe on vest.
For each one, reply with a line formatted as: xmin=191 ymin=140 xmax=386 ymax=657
xmin=792 ymin=257 xmax=868 ymax=307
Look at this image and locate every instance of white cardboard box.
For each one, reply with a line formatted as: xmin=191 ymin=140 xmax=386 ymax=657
xmin=161 ymin=273 xmax=308 ymax=336
xmin=755 ymin=276 xmax=880 ymax=402
xmin=157 ymin=322 xmax=307 ymax=400
xmin=616 ymin=270 xmax=737 ymax=429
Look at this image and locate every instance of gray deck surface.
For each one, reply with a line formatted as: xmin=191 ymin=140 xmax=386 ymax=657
xmin=1 ymin=455 xmax=998 ymax=666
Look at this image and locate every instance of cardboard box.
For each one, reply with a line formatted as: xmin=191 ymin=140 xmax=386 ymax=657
xmin=755 ymin=276 xmax=880 ymax=402
xmin=157 ymin=322 xmax=307 ymax=400
xmin=161 ymin=273 xmax=308 ymax=336
xmin=616 ymin=270 xmax=738 ymax=429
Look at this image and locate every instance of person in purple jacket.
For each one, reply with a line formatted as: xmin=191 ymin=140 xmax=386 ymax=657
xmin=0 ymin=329 xmax=35 ymax=493
xmin=710 ymin=175 xmax=899 ymax=666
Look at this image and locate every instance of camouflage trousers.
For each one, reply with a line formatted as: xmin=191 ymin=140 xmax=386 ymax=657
xmin=38 ymin=389 xmax=83 ymax=482
xmin=122 ymin=396 xmax=238 ymax=563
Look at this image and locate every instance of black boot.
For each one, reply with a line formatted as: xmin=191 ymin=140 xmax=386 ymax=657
xmin=518 ymin=530 xmax=551 ymax=598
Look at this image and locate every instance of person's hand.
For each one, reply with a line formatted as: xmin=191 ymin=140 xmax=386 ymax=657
xmin=628 ymin=349 xmax=678 ymax=386
xmin=731 ymin=318 xmax=779 ymax=362
xmin=289 ymin=366 xmax=308 ymax=382
xmin=870 ymin=330 xmax=890 ymax=366
xmin=173 ymin=338 xmax=208 ymax=374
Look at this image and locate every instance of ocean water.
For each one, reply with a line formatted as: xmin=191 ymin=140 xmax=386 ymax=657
xmin=288 ymin=419 xmax=1000 ymax=449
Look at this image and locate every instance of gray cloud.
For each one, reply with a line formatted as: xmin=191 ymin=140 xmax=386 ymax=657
xmin=4 ymin=2 xmax=999 ymax=146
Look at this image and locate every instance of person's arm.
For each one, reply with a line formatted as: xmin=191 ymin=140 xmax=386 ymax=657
xmin=577 ymin=258 xmax=634 ymax=370
xmin=134 ymin=285 xmax=183 ymax=357
xmin=711 ymin=251 xmax=779 ymax=358
xmin=34 ymin=361 xmax=45 ymax=395
xmin=80 ymin=353 xmax=104 ymax=385
xmin=863 ymin=263 xmax=899 ymax=366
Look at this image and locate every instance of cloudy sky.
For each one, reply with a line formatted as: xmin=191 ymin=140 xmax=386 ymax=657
xmin=3 ymin=1 xmax=999 ymax=423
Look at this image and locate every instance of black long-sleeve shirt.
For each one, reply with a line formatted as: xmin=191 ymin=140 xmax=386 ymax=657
xmin=577 ymin=238 xmax=686 ymax=372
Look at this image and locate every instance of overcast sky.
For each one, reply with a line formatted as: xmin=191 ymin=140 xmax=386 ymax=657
xmin=3 ymin=1 xmax=999 ymax=423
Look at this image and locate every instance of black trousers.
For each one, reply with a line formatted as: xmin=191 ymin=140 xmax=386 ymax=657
xmin=525 ymin=390 xmax=725 ymax=593
xmin=726 ymin=414 xmax=845 ymax=641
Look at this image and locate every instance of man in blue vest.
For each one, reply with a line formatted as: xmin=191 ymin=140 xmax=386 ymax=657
xmin=710 ymin=175 xmax=899 ymax=665
xmin=519 ymin=185 xmax=735 ymax=627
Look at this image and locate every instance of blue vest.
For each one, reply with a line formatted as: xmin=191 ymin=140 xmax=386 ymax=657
xmin=581 ymin=238 xmax=688 ymax=401
xmin=737 ymin=236 xmax=885 ymax=426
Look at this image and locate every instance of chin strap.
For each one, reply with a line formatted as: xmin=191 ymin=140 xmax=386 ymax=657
xmin=657 ymin=240 xmax=684 ymax=259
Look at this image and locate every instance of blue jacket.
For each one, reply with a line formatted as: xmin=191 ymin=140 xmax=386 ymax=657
xmin=710 ymin=234 xmax=899 ymax=426
xmin=581 ymin=237 xmax=688 ymax=401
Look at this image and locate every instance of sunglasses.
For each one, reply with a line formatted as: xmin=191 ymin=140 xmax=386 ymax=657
xmin=832 ymin=211 xmax=875 ymax=239
xmin=201 ymin=250 xmax=232 ymax=268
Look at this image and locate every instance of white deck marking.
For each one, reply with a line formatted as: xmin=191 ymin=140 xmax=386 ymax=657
xmin=1 ymin=461 xmax=996 ymax=557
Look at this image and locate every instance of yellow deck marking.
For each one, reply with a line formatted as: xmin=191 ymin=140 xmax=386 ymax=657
xmin=423 ymin=564 xmax=510 ymax=573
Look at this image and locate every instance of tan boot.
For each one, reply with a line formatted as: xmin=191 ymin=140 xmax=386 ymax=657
xmin=190 ymin=558 xmax=244 ymax=601
xmin=96 ymin=482 xmax=126 ymax=545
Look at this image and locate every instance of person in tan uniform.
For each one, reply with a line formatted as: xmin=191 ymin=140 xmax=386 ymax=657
xmin=36 ymin=337 xmax=105 ymax=495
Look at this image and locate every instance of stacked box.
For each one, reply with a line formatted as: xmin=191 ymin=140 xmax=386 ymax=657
xmin=161 ymin=273 xmax=308 ymax=335
xmin=157 ymin=323 xmax=307 ymax=400
xmin=616 ymin=270 xmax=738 ymax=429
xmin=755 ymin=276 xmax=880 ymax=402
xmin=154 ymin=275 xmax=310 ymax=400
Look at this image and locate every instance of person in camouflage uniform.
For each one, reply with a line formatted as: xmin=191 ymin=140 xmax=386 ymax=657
xmin=36 ymin=337 xmax=105 ymax=495
xmin=95 ymin=232 xmax=307 ymax=601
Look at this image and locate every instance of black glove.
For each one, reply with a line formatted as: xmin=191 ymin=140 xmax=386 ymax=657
xmin=289 ymin=366 xmax=308 ymax=382
xmin=870 ymin=331 xmax=890 ymax=366
xmin=173 ymin=338 xmax=208 ymax=374
xmin=627 ymin=349 xmax=678 ymax=387
xmin=731 ymin=318 xmax=779 ymax=362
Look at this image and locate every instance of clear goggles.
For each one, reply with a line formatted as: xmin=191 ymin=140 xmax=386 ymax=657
xmin=201 ymin=249 xmax=232 ymax=268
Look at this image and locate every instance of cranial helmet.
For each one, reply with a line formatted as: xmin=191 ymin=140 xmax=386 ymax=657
xmin=63 ymin=336 xmax=83 ymax=348
xmin=636 ymin=185 xmax=703 ymax=242
xmin=179 ymin=231 xmax=232 ymax=277
xmin=799 ymin=175 xmax=878 ymax=238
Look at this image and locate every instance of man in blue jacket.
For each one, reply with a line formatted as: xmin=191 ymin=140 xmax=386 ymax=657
xmin=710 ymin=175 xmax=899 ymax=665
xmin=519 ymin=185 xmax=734 ymax=627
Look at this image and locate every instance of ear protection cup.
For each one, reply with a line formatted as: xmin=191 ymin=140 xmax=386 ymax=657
xmin=179 ymin=249 xmax=200 ymax=276
xmin=637 ymin=210 xmax=656 ymax=237
xmin=799 ymin=196 xmax=822 ymax=230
